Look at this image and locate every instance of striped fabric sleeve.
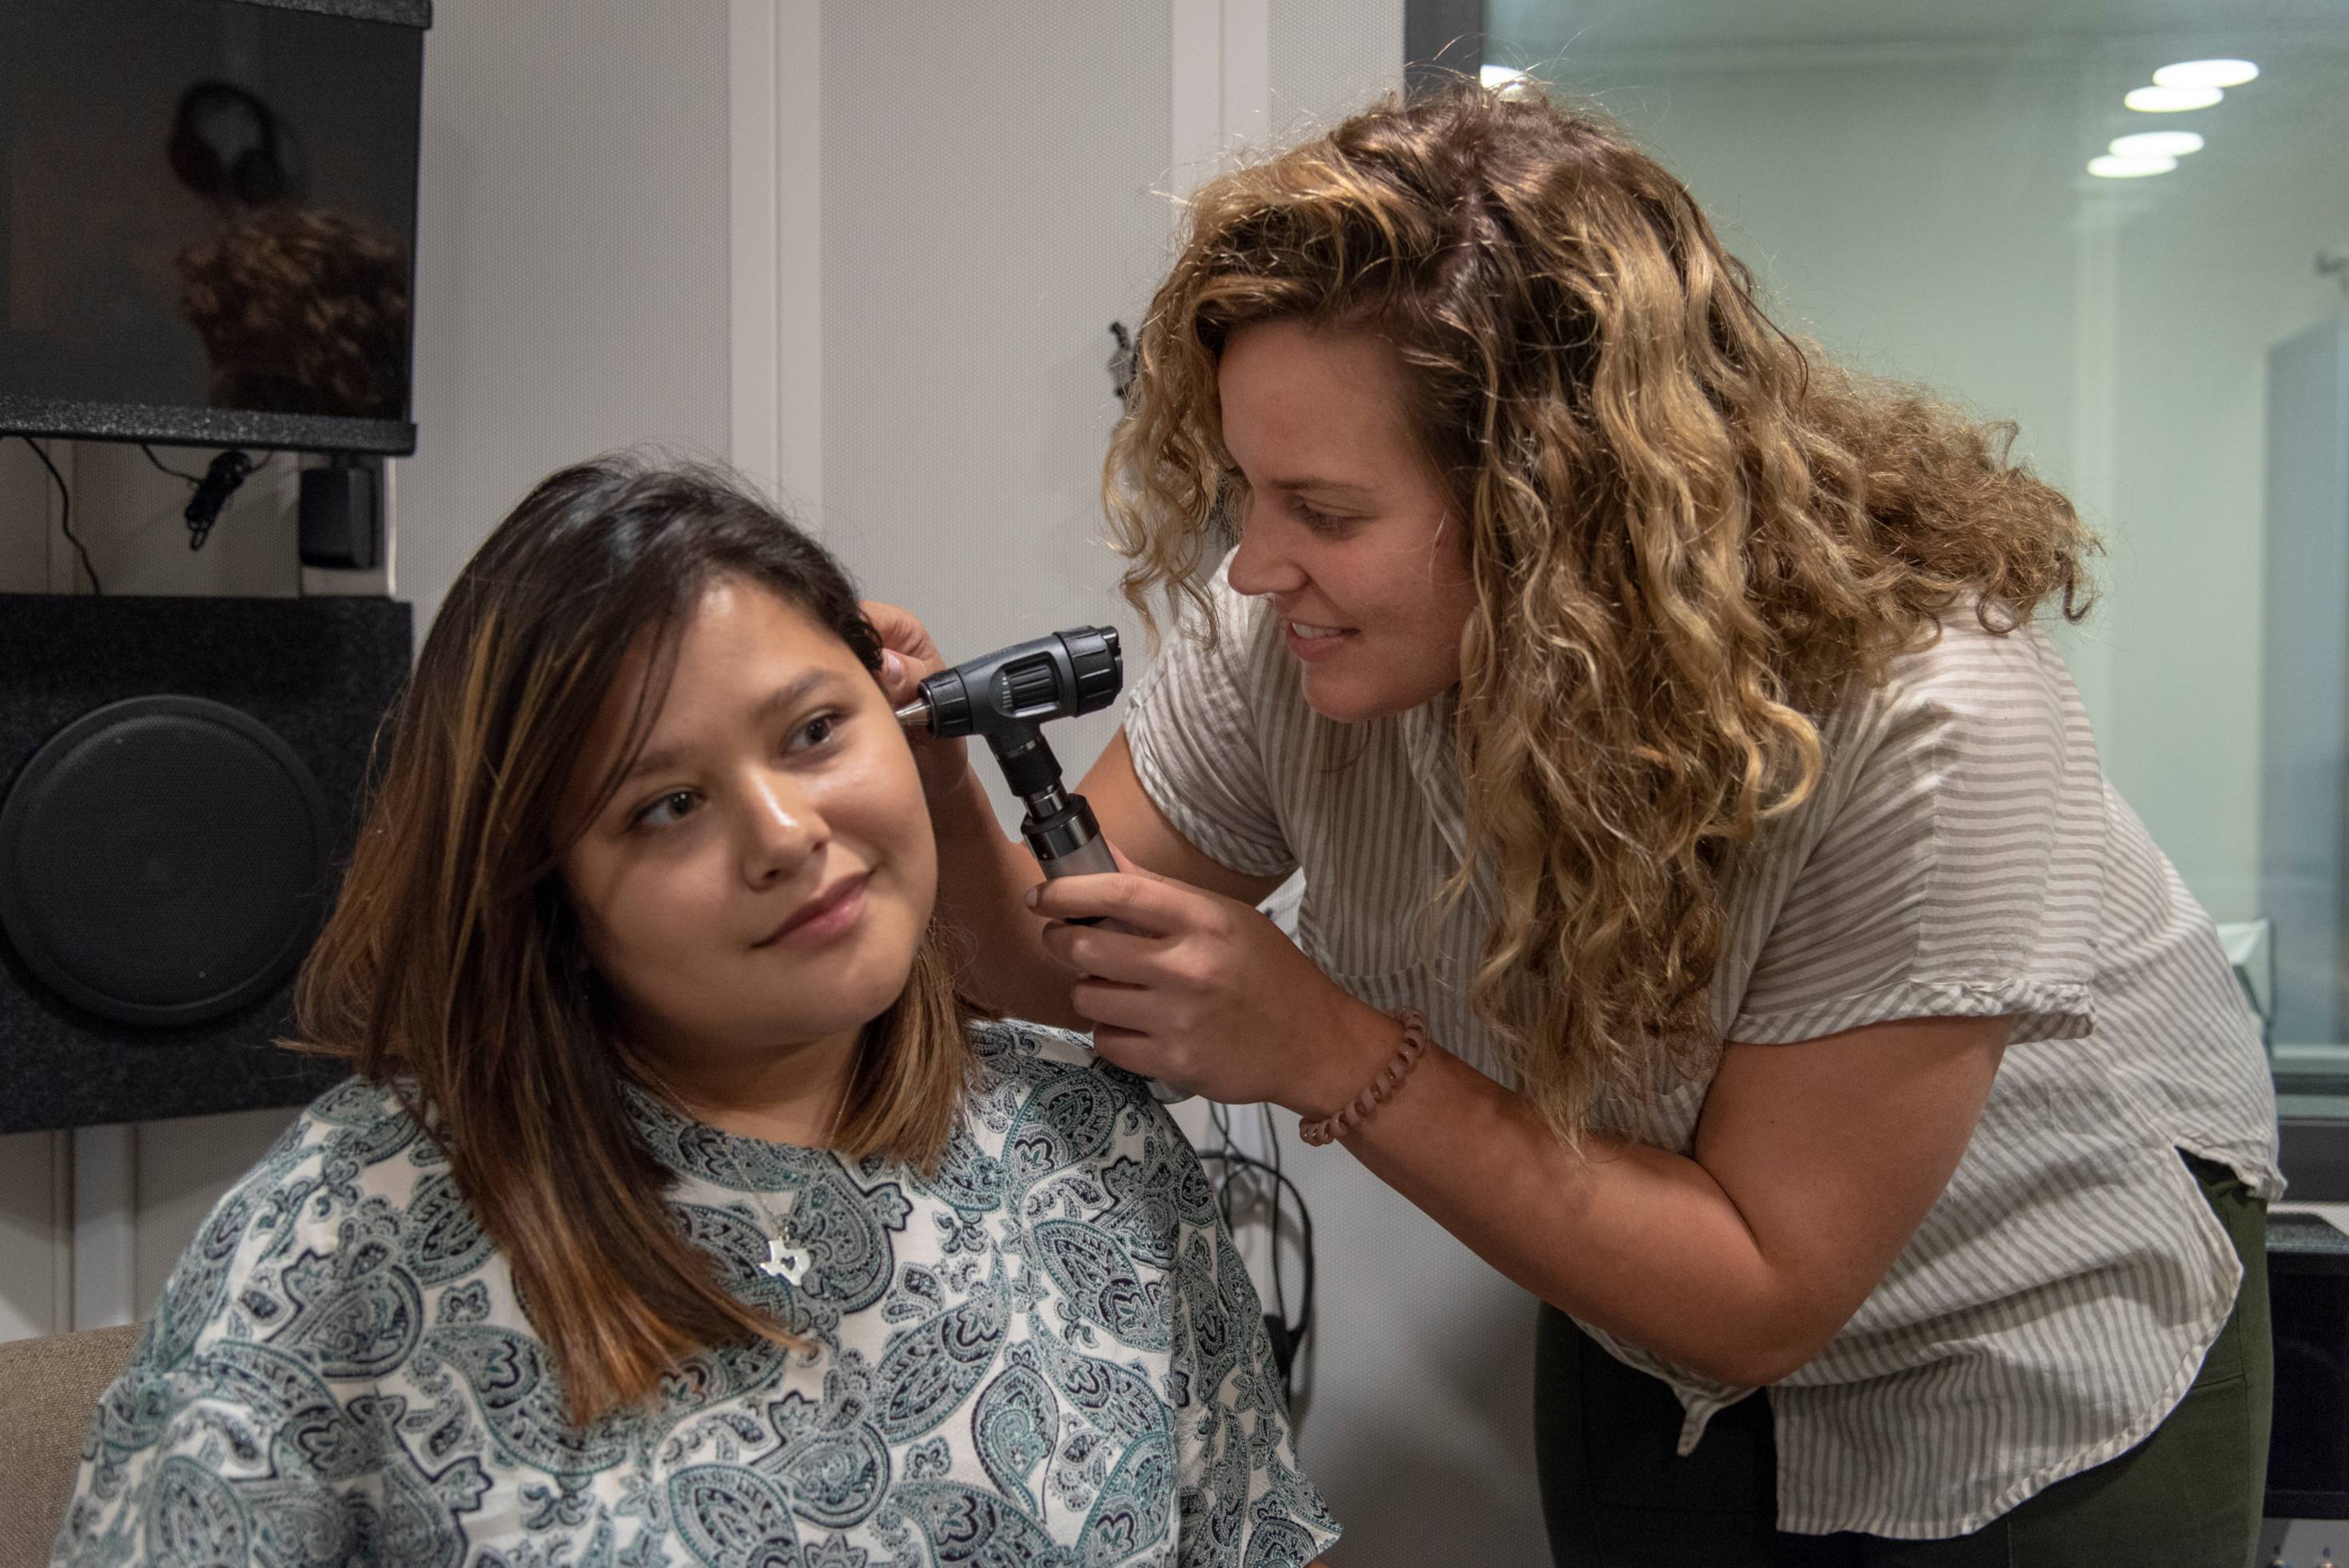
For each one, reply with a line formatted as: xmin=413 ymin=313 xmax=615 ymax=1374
xmin=1121 ymin=563 xmax=1300 ymax=881
xmin=1728 ymin=628 xmax=2098 ymax=1046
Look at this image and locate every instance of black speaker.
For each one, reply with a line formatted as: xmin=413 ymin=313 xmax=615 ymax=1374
xmin=0 ymin=593 xmax=409 ymax=1133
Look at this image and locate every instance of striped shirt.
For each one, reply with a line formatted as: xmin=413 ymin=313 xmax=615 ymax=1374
xmin=1121 ymin=555 xmax=2282 ymax=1538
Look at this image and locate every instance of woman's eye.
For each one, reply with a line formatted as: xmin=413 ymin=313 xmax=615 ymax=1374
xmin=790 ymin=711 xmax=844 ymax=752
xmin=1291 ymin=497 xmax=1351 ymax=533
xmin=634 ymin=790 xmax=697 ymax=830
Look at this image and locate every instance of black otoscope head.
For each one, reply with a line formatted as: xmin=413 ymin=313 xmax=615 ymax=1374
xmin=898 ymin=626 xmax=1121 ymax=744
xmin=897 ymin=625 xmax=1123 ymax=817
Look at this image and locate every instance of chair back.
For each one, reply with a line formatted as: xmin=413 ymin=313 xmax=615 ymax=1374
xmin=0 ymin=1324 xmax=141 ymax=1568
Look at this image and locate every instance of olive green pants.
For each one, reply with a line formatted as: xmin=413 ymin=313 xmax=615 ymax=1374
xmin=1535 ymin=1152 xmax=2271 ymax=1567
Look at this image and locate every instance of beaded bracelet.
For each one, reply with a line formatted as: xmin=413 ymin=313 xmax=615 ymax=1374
xmin=1299 ymin=1007 xmax=1431 ymax=1147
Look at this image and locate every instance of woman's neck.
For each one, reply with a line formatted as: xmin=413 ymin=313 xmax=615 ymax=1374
xmin=631 ymin=1025 xmax=864 ymax=1147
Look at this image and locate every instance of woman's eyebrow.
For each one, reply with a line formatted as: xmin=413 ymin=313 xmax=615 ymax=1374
xmin=616 ymin=670 xmax=842 ymax=787
xmin=750 ymin=668 xmax=846 ymax=726
xmin=1264 ymin=474 xmax=1376 ymax=499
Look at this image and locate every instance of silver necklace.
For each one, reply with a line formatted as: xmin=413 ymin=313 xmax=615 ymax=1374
xmin=650 ymin=1049 xmax=858 ymax=1287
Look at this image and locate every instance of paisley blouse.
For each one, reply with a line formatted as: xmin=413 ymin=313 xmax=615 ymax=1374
xmin=54 ymin=1021 xmax=1340 ymax=1566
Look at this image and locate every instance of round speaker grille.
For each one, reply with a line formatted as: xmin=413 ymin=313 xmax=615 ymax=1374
xmin=0 ymin=695 xmax=332 ymax=1029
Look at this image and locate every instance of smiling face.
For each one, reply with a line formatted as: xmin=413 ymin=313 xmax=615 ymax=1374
xmin=558 ymin=576 xmax=938 ymax=1082
xmin=1216 ymin=318 xmax=1480 ymax=722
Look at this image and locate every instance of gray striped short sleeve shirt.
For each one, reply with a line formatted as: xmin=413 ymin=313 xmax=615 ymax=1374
xmin=1122 ymin=555 xmax=2281 ymax=1538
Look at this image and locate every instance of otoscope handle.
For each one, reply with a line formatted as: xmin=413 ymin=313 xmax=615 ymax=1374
xmin=1024 ymin=796 xmax=1145 ymax=937
xmin=1022 ymin=792 xmax=1186 ymax=1103
xmin=1037 ymin=832 xmax=1117 ymax=880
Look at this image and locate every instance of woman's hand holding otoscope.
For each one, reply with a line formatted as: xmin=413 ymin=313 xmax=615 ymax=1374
xmin=866 ymin=608 xmax=1188 ymax=1100
xmin=866 ymin=606 xmax=1390 ymax=1115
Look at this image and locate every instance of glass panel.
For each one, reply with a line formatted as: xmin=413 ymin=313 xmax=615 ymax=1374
xmin=1474 ymin=0 xmax=2349 ymax=1085
xmin=0 ymin=0 xmax=422 ymax=425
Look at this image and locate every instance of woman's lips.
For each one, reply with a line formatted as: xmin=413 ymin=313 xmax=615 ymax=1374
xmin=1283 ymin=621 xmax=1356 ymax=663
xmin=759 ymin=874 xmax=869 ymax=949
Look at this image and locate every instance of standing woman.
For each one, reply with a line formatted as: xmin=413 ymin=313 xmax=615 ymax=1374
xmin=874 ymin=84 xmax=2279 ymax=1565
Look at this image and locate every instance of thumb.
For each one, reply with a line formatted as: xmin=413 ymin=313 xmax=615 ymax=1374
xmin=878 ymin=648 xmax=926 ymax=706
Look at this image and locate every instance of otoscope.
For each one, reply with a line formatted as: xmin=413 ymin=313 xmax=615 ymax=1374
xmin=893 ymin=625 xmax=1128 ymax=890
xmin=897 ymin=627 xmax=1188 ymax=1102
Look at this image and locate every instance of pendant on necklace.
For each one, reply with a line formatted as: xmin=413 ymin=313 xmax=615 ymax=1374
xmin=761 ymin=1234 xmax=813 ymax=1285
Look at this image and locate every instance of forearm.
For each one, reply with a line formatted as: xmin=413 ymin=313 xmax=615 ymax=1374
xmin=928 ymin=767 xmax=1085 ymax=1029
xmin=1324 ymin=1020 xmax=1827 ymax=1387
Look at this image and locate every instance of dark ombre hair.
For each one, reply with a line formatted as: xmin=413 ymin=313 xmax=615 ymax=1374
xmin=293 ymin=454 xmax=975 ymax=1420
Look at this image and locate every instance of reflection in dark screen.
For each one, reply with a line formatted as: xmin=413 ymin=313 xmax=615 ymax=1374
xmin=0 ymin=0 xmax=420 ymax=428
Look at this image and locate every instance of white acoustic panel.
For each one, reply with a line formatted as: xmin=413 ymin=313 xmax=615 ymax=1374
xmin=818 ymin=3 xmax=1174 ymax=828
xmin=398 ymin=0 xmax=735 ymax=638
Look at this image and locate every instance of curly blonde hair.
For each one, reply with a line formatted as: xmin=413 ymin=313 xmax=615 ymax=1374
xmin=1105 ymin=84 xmax=2095 ymax=1136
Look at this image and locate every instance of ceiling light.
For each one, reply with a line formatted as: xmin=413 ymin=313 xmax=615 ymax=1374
xmin=2126 ymin=84 xmax=2224 ymax=112
xmin=1481 ymin=64 xmax=1527 ymax=90
xmin=2153 ymin=59 xmax=2259 ymax=90
xmin=2088 ymin=153 xmax=2178 ymax=178
xmin=2110 ymin=131 xmax=2205 ymax=157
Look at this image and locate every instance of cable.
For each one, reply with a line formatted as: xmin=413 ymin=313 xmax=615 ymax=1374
xmin=1260 ymin=1104 xmax=1290 ymax=1334
xmin=18 ymin=437 xmax=99 ymax=595
xmin=181 ymin=449 xmax=265 ymax=551
xmin=140 ymin=443 xmax=204 ymax=484
xmin=1197 ymin=1141 xmax=1316 ymax=1405
xmin=1198 ymin=1095 xmax=1316 ymax=1403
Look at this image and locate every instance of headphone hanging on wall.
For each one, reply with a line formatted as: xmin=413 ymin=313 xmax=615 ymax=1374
xmin=167 ymin=81 xmax=298 ymax=209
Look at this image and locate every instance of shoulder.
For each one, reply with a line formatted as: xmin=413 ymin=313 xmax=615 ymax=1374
xmin=965 ymin=1021 xmax=1212 ymax=1199
xmin=1870 ymin=613 xmax=2079 ymax=749
xmin=1798 ymin=614 xmax=2084 ymax=823
xmin=967 ymin=1017 xmax=1161 ymax=1120
xmin=133 ymin=1077 xmax=448 ymax=1374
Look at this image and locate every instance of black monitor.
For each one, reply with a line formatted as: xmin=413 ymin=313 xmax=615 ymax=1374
xmin=0 ymin=0 xmax=428 ymax=456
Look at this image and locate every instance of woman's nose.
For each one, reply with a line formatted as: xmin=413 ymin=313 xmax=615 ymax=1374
xmin=1225 ymin=506 xmax=1308 ymax=597
xmin=740 ymin=774 xmax=826 ymax=886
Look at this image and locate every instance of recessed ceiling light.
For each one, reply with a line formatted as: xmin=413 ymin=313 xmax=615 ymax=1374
xmin=2126 ymin=84 xmax=2224 ymax=112
xmin=2153 ymin=59 xmax=2259 ymax=90
xmin=2089 ymin=153 xmax=2178 ymax=178
xmin=2110 ymin=131 xmax=2205 ymax=158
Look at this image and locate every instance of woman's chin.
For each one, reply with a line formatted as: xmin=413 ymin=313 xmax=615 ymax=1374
xmin=811 ymin=943 xmax=926 ymax=1036
xmin=1300 ymin=672 xmax=1407 ymax=724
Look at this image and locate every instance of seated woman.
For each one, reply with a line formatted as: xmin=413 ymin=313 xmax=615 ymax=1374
xmin=53 ymin=456 xmax=1340 ymax=1567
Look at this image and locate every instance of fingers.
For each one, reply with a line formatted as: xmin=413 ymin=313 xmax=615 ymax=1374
xmin=1068 ymin=977 xmax=1160 ymax=1037
xmin=1084 ymin=1022 xmax=1158 ymax=1075
xmin=878 ymin=647 xmax=922 ymax=706
xmin=1038 ymin=916 xmax=1165 ymax=979
xmin=1028 ymin=870 xmax=1195 ymax=932
xmin=859 ymin=600 xmax=944 ymax=680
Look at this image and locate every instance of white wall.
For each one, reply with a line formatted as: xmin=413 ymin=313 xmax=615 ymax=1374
xmin=400 ymin=0 xmax=735 ymax=636
xmin=812 ymin=0 xmax=1169 ymax=807
xmin=0 ymin=0 xmax=735 ymax=1343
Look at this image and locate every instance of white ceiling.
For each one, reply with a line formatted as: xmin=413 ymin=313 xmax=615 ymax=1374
xmin=1486 ymin=0 xmax=2349 ymax=58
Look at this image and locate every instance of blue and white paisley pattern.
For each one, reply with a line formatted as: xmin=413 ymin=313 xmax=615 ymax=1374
xmin=54 ymin=1023 xmax=1339 ymax=1567
xmin=971 ymin=1359 xmax=1059 ymax=1515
